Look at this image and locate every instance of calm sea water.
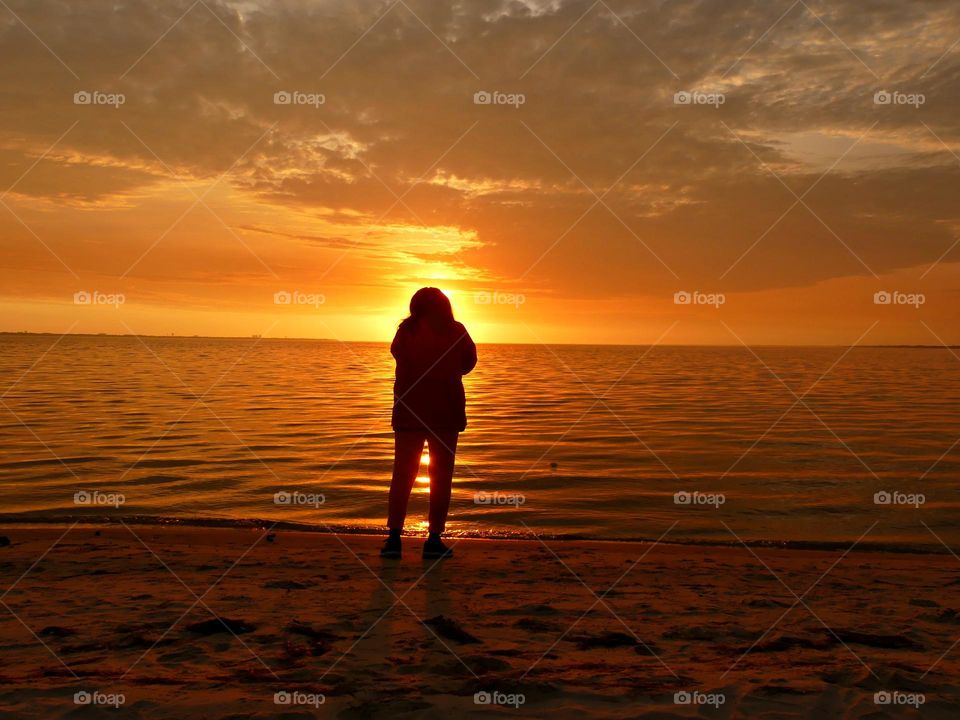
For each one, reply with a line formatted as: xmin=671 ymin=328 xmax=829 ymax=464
xmin=0 ymin=335 xmax=958 ymax=550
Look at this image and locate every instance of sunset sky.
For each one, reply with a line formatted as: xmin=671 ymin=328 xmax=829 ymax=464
xmin=1 ymin=0 xmax=958 ymax=345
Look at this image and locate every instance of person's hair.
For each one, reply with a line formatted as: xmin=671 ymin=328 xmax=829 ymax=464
xmin=400 ymin=287 xmax=455 ymax=332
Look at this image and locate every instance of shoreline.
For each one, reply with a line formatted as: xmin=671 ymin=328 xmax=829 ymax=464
xmin=0 ymin=514 xmax=949 ymax=555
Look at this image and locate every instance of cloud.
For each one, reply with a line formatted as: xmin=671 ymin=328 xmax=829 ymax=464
xmin=235 ymin=224 xmax=372 ymax=250
xmin=0 ymin=0 xmax=958 ymax=321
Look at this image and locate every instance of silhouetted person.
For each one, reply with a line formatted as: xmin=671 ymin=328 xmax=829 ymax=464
xmin=381 ymin=288 xmax=477 ymax=559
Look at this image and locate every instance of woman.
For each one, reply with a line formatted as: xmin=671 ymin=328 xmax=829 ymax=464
xmin=382 ymin=287 xmax=477 ymax=559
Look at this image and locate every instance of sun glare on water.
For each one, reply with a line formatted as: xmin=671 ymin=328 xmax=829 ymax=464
xmin=415 ymin=449 xmax=430 ymax=491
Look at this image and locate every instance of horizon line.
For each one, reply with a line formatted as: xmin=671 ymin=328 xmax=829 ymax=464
xmin=1 ymin=330 xmax=956 ymax=349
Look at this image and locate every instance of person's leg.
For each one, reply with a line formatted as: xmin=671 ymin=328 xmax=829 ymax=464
xmin=426 ymin=431 xmax=459 ymax=535
xmin=387 ymin=431 xmax=425 ymax=531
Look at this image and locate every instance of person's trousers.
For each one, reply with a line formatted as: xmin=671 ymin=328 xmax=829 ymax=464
xmin=387 ymin=430 xmax=459 ymax=534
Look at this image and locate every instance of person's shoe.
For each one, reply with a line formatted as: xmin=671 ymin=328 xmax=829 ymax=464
xmin=380 ymin=534 xmax=402 ymax=559
xmin=422 ymin=535 xmax=453 ymax=560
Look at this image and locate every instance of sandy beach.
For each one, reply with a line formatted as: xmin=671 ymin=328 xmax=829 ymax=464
xmin=0 ymin=525 xmax=957 ymax=718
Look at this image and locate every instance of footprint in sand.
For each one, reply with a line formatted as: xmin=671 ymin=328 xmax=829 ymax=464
xmin=565 ymin=631 xmax=661 ymax=653
xmin=185 ymin=617 xmax=255 ymax=636
xmin=263 ymin=579 xmax=310 ymax=590
xmin=513 ymin=617 xmax=563 ymax=634
xmin=491 ymin=602 xmax=560 ymax=617
xmin=422 ymin=615 xmax=481 ymax=644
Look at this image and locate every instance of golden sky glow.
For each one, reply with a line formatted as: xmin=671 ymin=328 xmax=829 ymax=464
xmin=1 ymin=0 xmax=959 ymax=345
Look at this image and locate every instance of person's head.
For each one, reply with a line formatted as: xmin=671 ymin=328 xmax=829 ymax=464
xmin=401 ymin=287 xmax=455 ymax=332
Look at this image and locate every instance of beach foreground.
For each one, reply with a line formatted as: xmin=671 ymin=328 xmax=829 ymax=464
xmin=0 ymin=526 xmax=957 ymax=718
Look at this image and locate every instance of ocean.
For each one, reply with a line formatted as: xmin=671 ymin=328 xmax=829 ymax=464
xmin=1 ymin=335 xmax=957 ymax=550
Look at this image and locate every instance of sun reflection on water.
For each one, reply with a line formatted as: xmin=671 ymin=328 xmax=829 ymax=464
xmin=415 ymin=449 xmax=430 ymax=492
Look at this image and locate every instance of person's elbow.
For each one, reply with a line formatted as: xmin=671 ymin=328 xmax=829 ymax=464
xmin=462 ymin=349 xmax=477 ymax=375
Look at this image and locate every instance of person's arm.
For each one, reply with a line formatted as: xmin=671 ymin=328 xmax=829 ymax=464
xmin=460 ymin=327 xmax=477 ymax=375
xmin=390 ymin=326 xmax=404 ymax=361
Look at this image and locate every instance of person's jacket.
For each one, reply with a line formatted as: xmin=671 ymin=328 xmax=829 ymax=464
xmin=391 ymin=320 xmax=477 ymax=432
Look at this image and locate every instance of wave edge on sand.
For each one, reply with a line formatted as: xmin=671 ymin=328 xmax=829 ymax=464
xmin=0 ymin=513 xmax=948 ymax=555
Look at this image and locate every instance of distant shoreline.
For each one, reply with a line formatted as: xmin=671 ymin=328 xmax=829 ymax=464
xmin=0 ymin=331 xmax=956 ymax=349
